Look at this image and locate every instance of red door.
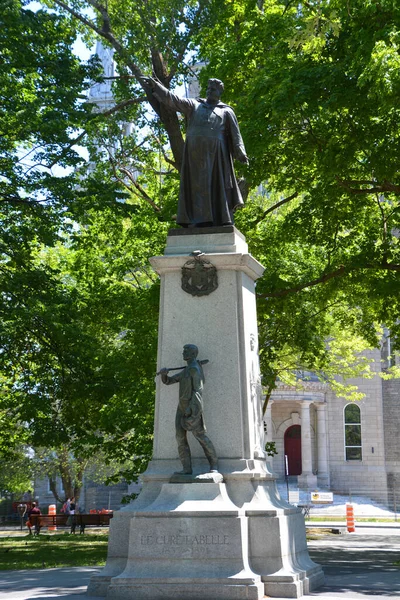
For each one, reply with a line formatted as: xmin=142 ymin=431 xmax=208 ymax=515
xmin=284 ymin=425 xmax=302 ymax=475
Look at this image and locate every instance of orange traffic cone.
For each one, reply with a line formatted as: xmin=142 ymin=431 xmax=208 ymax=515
xmin=48 ymin=504 xmax=57 ymax=531
xmin=346 ymin=503 xmax=355 ymax=533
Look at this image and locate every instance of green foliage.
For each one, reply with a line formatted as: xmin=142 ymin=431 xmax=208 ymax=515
xmin=0 ymin=1 xmax=169 ymax=490
xmin=0 ymin=448 xmax=33 ymax=495
xmin=1 ymin=207 xmax=164 ymax=492
xmin=2 ymin=0 xmax=400 ymax=496
xmin=265 ymin=441 xmax=278 ymax=458
xmin=0 ymin=1 xmax=101 ymax=238
xmin=199 ymin=1 xmax=400 ymax=389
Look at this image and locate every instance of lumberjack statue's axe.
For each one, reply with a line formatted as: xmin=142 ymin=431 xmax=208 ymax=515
xmin=156 ymin=360 xmax=209 ymax=376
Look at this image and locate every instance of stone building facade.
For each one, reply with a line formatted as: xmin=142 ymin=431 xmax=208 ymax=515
xmin=265 ymin=347 xmax=399 ymax=505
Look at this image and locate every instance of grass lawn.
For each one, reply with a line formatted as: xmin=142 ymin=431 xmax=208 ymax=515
xmin=306 ymin=527 xmax=337 ymax=539
xmin=0 ymin=532 xmax=108 ymax=570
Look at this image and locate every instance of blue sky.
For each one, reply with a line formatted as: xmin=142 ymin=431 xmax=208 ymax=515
xmin=27 ymin=1 xmax=95 ymax=60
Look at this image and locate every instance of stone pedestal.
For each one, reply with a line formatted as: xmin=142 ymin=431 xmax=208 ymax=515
xmin=88 ymin=227 xmax=324 ymax=599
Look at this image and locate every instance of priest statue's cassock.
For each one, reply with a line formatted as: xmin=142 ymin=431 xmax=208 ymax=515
xmin=142 ymin=77 xmax=249 ymax=227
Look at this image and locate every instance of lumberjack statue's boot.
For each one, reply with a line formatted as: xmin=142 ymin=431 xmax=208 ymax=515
xmin=175 ymin=443 xmax=192 ymax=475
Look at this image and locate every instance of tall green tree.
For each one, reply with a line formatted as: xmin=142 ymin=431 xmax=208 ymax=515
xmin=2 ymin=0 xmax=400 ymax=494
xmin=1 ymin=0 xmax=91 ymax=459
xmin=0 ymin=1 xmax=164 ymax=492
xmin=1 ymin=213 xmax=164 ymax=499
xmin=197 ymin=0 xmax=400 ymax=390
xmin=42 ymin=0 xmax=400 ymax=378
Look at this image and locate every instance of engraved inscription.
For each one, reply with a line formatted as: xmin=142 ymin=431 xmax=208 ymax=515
xmin=138 ymin=532 xmax=231 ymax=559
xmin=140 ymin=534 xmax=229 ymax=546
xmin=134 ymin=518 xmax=239 ymax=561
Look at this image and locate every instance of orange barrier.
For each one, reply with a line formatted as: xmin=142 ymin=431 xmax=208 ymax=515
xmin=346 ymin=504 xmax=355 ymax=533
xmin=48 ymin=504 xmax=57 ymax=531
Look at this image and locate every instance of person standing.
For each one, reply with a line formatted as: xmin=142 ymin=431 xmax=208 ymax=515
xmin=160 ymin=344 xmax=218 ymax=474
xmin=27 ymin=502 xmax=41 ymax=535
xmin=69 ymin=498 xmax=76 ymax=515
xmin=61 ymin=497 xmax=71 ymax=515
xmin=69 ymin=497 xmax=77 ymax=534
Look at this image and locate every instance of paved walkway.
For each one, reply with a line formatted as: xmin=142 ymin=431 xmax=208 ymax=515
xmin=305 ymin=533 xmax=400 ymax=599
xmin=0 ymin=566 xmax=102 ymax=599
xmin=0 ymin=530 xmax=399 ymax=599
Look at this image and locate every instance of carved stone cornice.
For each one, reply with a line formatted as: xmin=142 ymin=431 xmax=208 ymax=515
xmin=268 ymin=380 xmax=328 ymax=404
xmin=274 ymin=380 xmax=328 ymax=392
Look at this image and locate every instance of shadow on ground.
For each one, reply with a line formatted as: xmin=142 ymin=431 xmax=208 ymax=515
xmin=309 ymin=537 xmax=400 ymax=597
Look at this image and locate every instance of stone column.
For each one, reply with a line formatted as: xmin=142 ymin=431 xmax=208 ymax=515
xmin=298 ymin=401 xmax=317 ymax=489
xmin=264 ymin=400 xmax=274 ymax=442
xmin=148 ymin=228 xmax=268 ymax=468
xmin=316 ymin=403 xmax=330 ymax=488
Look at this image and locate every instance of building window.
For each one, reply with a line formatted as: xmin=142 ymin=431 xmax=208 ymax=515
xmin=47 ymin=477 xmax=64 ymax=495
xmin=381 ymin=329 xmax=396 ymax=370
xmin=344 ymin=404 xmax=362 ymax=461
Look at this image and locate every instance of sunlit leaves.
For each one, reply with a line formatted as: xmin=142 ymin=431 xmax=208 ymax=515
xmin=3 ymin=0 xmax=400 ymax=480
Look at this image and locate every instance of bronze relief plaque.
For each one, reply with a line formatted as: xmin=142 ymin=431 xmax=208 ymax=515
xmin=181 ymin=254 xmax=218 ymax=297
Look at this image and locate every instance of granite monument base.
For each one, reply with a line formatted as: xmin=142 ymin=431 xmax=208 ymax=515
xmin=88 ymin=460 xmax=324 ymax=599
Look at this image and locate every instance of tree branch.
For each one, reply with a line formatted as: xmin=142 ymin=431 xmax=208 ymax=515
xmin=262 ymin=380 xmax=276 ymax=416
xmin=0 ymin=195 xmax=43 ymax=206
xmin=86 ymin=0 xmax=111 ymax=33
xmin=119 ymin=167 xmax=161 ymax=212
xmin=46 ymin=130 xmax=87 ymax=169
xmin=166 ymin=3 xmax=205 ymax=81
xmin=49 ymin=475 xmax=63 ymax=504
xmin=259 ymin=262 xmax=400 ymax=299
xmin=98 ymin=96 xmax=147 ymax=117
xmin=13 ymin=97 xmax=146 ymax=176
xmin=52 ymin=0 xmax=150 ymax=89
xmin=336 ymin=177 xmax=400 ymax=195
xmin=282 ymin=0 xmax=296 ymax=15
xmin=253 ymin=192 xmax=298 ymax=224
xmin=52 ymin=0 xmax=185 ymax=168
xmin=151 ymin=133 xmax=177 ymax=169
xmin=53 ymin=0 xmax=104 ymax=37
xmin=376 ymin=193 xmax=388 ymax=262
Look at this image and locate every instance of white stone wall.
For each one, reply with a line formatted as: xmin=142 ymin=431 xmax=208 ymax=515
xmin=326 ymin=349 xmax=388 ymax=500
xmin=265 ymin=348 xmax=393 ymax=501
xmin=382 ymin=374 xmax=400 ymax=504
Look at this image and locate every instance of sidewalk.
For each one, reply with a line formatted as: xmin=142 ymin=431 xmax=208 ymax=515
xmin=0 ymin=566 xmax=102 ymax=600
xmin=0 ymin=532 xmax=399 ymax=600
xmin=305 ymin=532 xmax=400 ymax=600
xmin=276 ymin=482 xmax=398 ymax=520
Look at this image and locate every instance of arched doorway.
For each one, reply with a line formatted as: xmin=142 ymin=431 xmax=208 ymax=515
xmin=284 ymin=425 xmax=302 ymax=475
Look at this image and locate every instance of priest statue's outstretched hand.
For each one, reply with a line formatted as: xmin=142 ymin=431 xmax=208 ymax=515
xmin=142 ymin=76 xmax=248 ymax=228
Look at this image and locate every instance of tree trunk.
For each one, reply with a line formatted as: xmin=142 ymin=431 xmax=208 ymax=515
xmin=48 ymin=475 xmax=62 ymax=504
